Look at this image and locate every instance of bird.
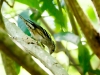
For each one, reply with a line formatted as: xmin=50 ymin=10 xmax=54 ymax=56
xmin=19 ymin=15 xmax=55 ymax=54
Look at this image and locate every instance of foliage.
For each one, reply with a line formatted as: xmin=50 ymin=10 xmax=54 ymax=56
xmin=0 ymin=0 xmax=100 ymax=75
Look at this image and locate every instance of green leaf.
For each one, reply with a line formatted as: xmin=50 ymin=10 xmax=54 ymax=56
xmin=54 ymin=32 xmax=80 ymax=44
xmin=86 ymin=6 xmax=97 ymax=23
xmin=78 ymin=42 xmax=91 ymax=74
xmin=15 ymin=63 xmax=20 ymax=74
xmin=40 ymin=0 xmax=67 ymax=31
xmin=30 ymin=12 xmax=41 ymax=21
xmin=92 ymin=69 xmax=100 ymax=75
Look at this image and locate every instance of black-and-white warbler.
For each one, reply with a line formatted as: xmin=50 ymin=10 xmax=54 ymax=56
xmin=19 ymin=15 xmax=55 ymax=54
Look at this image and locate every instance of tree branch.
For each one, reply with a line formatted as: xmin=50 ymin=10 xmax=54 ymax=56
xmin=0 ymin=28 xmax=48 ymax=75
xmin=64 ymin=0 xmax=100 ymax=58
xmin=3 ymin=17 xmax=68 ymax=75
xmin=1 ymin=52 xmax=18 ymax=75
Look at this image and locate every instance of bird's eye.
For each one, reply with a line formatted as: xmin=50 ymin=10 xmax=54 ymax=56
xmin=52 ymin=49 xmax=54 ymax=52
xmin=25 ymin=22 xmax=28 ymax=25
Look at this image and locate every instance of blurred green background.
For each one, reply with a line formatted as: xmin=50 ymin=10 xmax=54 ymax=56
xmin=1 ymin=0 xmax=100 ymax=75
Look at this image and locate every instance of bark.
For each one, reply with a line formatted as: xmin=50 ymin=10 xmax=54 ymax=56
xmin=64 ymin=0 xmax=100 ymax=58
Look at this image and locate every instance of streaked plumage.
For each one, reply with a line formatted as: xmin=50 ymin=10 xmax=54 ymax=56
xmin=19 ymin=15 xmax=55 ymax=54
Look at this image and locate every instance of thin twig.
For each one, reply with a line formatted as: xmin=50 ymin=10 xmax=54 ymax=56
xmin=4 ymin=0 xmax=15 ymax=8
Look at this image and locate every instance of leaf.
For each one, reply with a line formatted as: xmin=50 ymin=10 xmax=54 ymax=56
xmin=54 ymin=32 xmax=80 ymax=45
xmin=86 ymin=6 xmax=97 ymax=23
xmin=15 ymin=63 xmax=20 ymax=74
xmin=92 ymin=69 xmax=100 ymax=75
xmin=78 ymin=42 xmax=91 ymax=74
xmin=39 ymin=0 xmax=67 ymax=31
xmin=30 ymin=12 xmax=41 ymax=21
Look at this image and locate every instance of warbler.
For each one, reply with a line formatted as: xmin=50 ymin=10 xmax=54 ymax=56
xmin=19 ymin=15 xmax=55 ymax=54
